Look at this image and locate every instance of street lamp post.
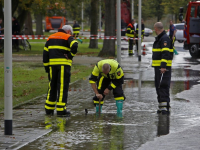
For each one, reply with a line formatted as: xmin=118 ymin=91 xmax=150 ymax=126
xmin=4 ymin=0 xmax=13 ymax=135
xmin=99 ymin=0 xmax=101 ymax=37
xmin=138 ymin=0 xmax=142 ymax=61
xmin=117 ymin=0 xmax=121 ymax=65
xmin=82 ymin=1 xmax=84 ymax=32
xmin=132 ymin=0 xmax=134 ymax=19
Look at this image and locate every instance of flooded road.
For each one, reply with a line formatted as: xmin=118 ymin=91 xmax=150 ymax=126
xmin=18 ymin=43 xmax=200 ymax=150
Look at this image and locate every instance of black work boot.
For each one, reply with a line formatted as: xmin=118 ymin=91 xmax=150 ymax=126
xmin=45 ymin=108 xmax=54 ymax=115
xmin=57 ymin=110 xmax=70 ymax=117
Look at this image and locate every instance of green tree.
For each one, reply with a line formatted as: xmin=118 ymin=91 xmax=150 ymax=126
xmin=32 ymin=0 xmax=63 ymax=35
xmin=162 ymin=0 xmax=190 ymax=23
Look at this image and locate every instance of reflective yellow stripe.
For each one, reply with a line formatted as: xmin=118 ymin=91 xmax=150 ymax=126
xmin=44 ymin=47 xmax=48 ymax=52
xmin=71 ymin=52 xmax=76 ymax=56
xmin=161 ymin=59 xmax=168 ymax=63
xmin=43 ymin=62 xmax=49 ymax=66
xmin=98 ymin=76 xmax=104 ymax=90
xmin=48 ymin=46 xmax=70 ymax=51
xmin=89 ymin=80 xmax=96 ymax=83
xmin=162 ymin=48 xmax=170 ymax=51
xmin=129 ymin=50 xmax=133 ymax=52
xmin=49 ymin=58 xmax=72 ymax=66
xmin=73 ymin=31 xmax=80 ymax=34
xmin=159 ymin=102 xmax=168 ymax=107
xmin=45 ymin=105 xmax=55 ymax=110
xmin=70 ymin=40 xmax=78 ymax=48
xmin=46 ymin=67 xmax=52 ymax=102
xmin=153 ymin=48 xmax=161 ymax=52
xmin=94 ymin=100 xmax=104 ymax=104
xmin=169 ymin=49 xmax=174 ymax=52
xmin=92 ymin=72 xmax=99 ymax=76
xmin=45 ymin=100 xmax=56 ymax=105
xmin=50 ymin=58 xmax=72 ymax=63
xmin=57 ymin=102 xmax=66 ymax=106
xmin=126 ymin=33 xmax=134 ymax=37
xmin=73 ymin=27 xmax=80 ymax=30
xmin=59 ymin=66 xmax=64 ymax=103
xmin=111 ymin=83 xmax=116 ymax=89
xmin=115 ymin=97 xmax=125 ymax=100
xmin=49 ymin=62 xmax=71 ymax=66
xmin=56 ymin=107 xmax=66 ymax=111
xmin=152 ymin=60 xmax=172 ymax=66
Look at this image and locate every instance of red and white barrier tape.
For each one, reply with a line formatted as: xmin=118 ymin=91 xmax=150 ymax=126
xmin=0 ymin=37 xmax=140 ymax=40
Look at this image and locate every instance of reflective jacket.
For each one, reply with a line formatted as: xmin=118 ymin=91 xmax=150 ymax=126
xmin=152 ymin=30 xmax=173 ymax=68
xmin=136 ymin=23 xmax=145 ymax=38
xmin=89 ymin=59 xmax=124 ymax=90
xmin=43 ymin=29 xmax=78 ymax=72
xmin=73 ymin=23 xmax=80 ymax=34
xmin=126 ymin=23 xmax=135 ymax=38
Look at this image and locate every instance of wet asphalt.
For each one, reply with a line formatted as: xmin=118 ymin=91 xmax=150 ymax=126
xmin=1 ymin=38 xmax=200 ymax=150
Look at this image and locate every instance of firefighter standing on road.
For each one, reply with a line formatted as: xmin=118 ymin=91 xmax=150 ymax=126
xmin=73 ymin=20 xmax=80 ymax=38
xmin=152 ymin=22 xmax=173 ymax=114
xmin=169 ymin=20 xmax=176 ymax=50
xmin=136 ymin=19 xmax=145 ymax=54
xmin=126 ymin=19 xmax=136 ymax=55
xmin=43 ymin=25 xmax=78 ymax=116
xmin=73 ymin=20 xmax=82 ymax=43
xmin=89 ymin=59 xmax=125 ymax=115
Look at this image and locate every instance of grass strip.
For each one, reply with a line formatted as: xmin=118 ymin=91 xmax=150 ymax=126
xmin=0 ymin=62 xmax=94 ymax=112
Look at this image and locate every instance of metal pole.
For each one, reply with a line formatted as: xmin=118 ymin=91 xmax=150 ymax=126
xmin=117 ymin=0 xmax=121 ymax=64
xmin=99 ymin=0 xmax=101 ymax=37
xmin=138 ymin=0 xmax=141 ymax=61
xmin=4 ymin=0 xmax=13 ymax=135
xmin=132 ymin=0 xmax=134 ymax=19
xmin=81 ymin=1 xmax=84 ymax=33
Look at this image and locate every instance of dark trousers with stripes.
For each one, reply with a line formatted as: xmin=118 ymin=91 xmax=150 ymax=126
xmin=93 ymin=76 xmax=125 ymax=105
xmin=128 ymin=39 xmax=134 ymax=55
xmin=154 ymin=67 xmax=171 ymax=110
xmin=45 ymin=65 xmax=71 ymax=112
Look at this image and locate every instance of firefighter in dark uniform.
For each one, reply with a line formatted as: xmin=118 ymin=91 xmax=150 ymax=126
xmin=73 ymin=20 xmax=80 ymax=38
xmin=152 ymin=22 xmax=173 ymax=114
xmin=73 ymin=20 xmax=82 ymax=43
xmin=136 ymin=19 xmax=145 ymax=53
xmin=43 ymin=25 xmax=78 ymax=116
xmin=126 ymin=19 xmax=135 ymax=55
xmin=169 ymin=20 xmax=176 ymax=52
xmin=89 ymin=59 xmax=125 ymax=115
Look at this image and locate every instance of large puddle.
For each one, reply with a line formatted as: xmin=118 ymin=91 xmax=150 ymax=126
xmin=18 ymin=66 xmax=200 ymax=150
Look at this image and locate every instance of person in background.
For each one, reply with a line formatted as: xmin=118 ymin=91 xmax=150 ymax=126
xmin=0 ymin=18 xmax=4 ymax=34
xmin=0 ymin=18 xmax=4 ymax=52
xmin=126 ymin=19 xmax=136 ymax=55
xmin=12 ymin=17 xmax=20 ymax=52
xmin=73 ymin=20 xmax=82 ymax=43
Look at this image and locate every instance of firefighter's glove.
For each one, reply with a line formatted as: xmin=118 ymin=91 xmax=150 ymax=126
xmin=45 ymin=66 xmax=49 ymax=73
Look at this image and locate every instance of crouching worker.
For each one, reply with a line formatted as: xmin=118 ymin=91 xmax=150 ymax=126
xmin=89 ymin=59 xmax=125 ymax=115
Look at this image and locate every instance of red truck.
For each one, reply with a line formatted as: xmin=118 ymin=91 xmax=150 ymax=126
xmin=45 ymin=3 xmax=67 ymax=32
xmin=179 ymin=0 xmax=200 ymax=57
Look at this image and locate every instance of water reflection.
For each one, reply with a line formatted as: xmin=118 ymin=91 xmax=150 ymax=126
xmin=157 ymin=114 xmax=170 ymax=137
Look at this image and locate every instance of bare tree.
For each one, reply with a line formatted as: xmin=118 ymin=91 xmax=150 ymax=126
xmin=89 ymin=0 xmax=98 ymax=48
xmin=98 ymin=0 xmax=116 ymax=56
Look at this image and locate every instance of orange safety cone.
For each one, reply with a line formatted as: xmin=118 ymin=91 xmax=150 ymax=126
xmin=142 ymin=44 xmax=146 ymax=55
